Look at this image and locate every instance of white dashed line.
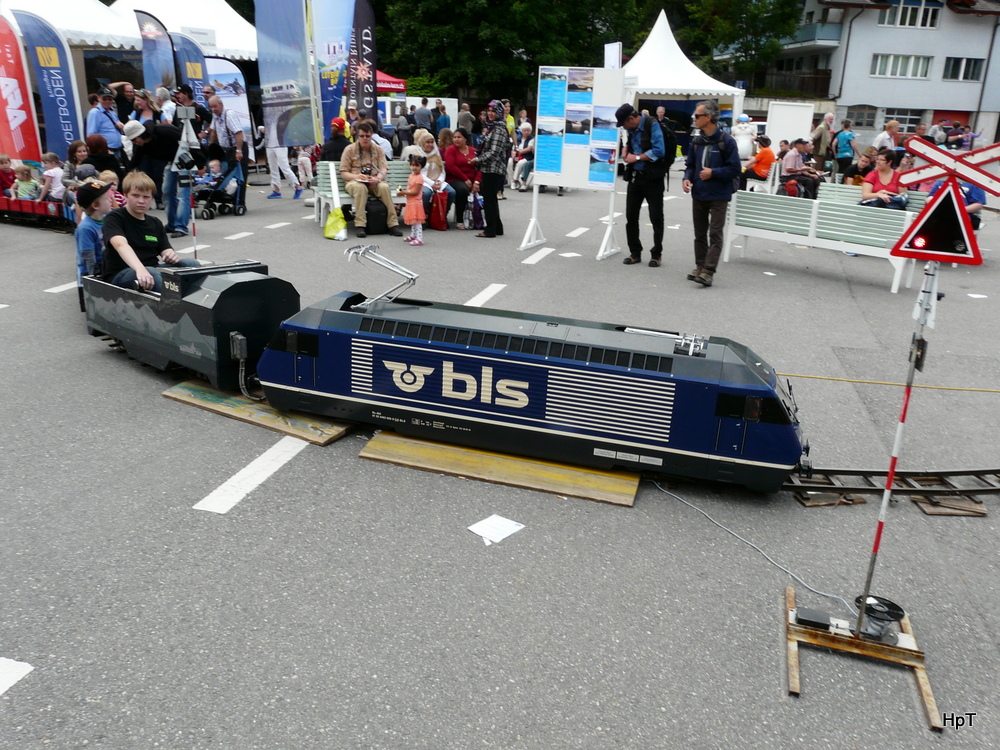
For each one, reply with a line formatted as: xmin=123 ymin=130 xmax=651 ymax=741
xmin=265 ymin=222 xmax=291 ymax=229
xmin=559 ymin=252 xmax=581 ymax=257
xmin=193 ymin=436 xmax=309 ymax=514
xmin=0 ymin=304 xmax=9 ymax=310
xmin=44 ymin=282 xmax=77 ymax=294
xmin=0 ymin=658 xmax=33 ymax=696
xmin=225 ymin=232 xmax=254 ymax=240
xmin=522 ymin=247 xmax=556 ymax=265
xmin=301 ymin=214 xmax=315 ymax=220
xmin=565 ymin=227 xmax=589 ymax=238
xmin=465 ymin=284 xmax=506 ymax=308
xmin=599 ymin=212 xmax=623 ymax=221
xmin=663 ymin=195 xmax=678 ymax=202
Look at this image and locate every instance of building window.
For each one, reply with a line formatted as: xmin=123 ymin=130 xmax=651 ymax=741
xmin=870 ymin=54 xmax=932 ymax=79
xmin=846 ymin=105 xmax=877 ymax=128
xmin=943 ymin=57 xmax=985 ymax=82
xmin=883 ymin=109 xmax=924 ymax=132
xmin=878 ymin=0 xmax=941 ymax=28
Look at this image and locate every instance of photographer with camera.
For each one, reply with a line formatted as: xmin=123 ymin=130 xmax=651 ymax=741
xmin=339 ymin=121 xmax=403 ymax=238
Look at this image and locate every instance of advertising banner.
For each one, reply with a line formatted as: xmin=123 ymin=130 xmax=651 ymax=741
xmin=256 ymin=0 xmax=315 ymax=147
xmin=135 ymin=11 xmax=176 ymax=91
xmin=312 ymin=0 xmax=355 ymax=134
xmin=10 ymin=11 xmax=81 ymax=160
xmin=0 ymin=16 xmax=43 ymax=163
xmin=172 ymin=33 xmax=207 ymax=106
xmin=347 ymin=0 xmax=377 ymax=122
xmin=205 ymin=56 xmax=255 ymax=161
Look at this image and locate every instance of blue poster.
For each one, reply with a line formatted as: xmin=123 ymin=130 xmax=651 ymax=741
xmin=312 ymin=0 xmax=355 ymax=134
xmin=256 ymin=0 xmax=316 ymax=146
xmin=11 ymin=11 xmax=81 ymax=160
xmin=171 ymin=33 xmax=207 ymax=106
xmin=567 ymin=68 xmax=594 ymax=105
xmin=135 ymin=11 xmax=176 ymax=91
xmin=538 ymin=67 xmax=567 ymax=118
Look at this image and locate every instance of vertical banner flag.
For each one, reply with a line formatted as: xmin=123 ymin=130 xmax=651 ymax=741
xmin=205 ymin=56 xmax=255 ymax=161
xmin=135 ymin=11 xmax=177 ymax=92
xmin=0 ymin=15 xmax=43 ymax=163
xmin=256 ymin=0 xmax=316 ymax=147
xmin=10 ymin=11 xmax=81 ymax=160
xmin=172 ymin=33 xmax=207 ymax=105
xmin=312 ymin=0 xmax=355 ymax=134
xmin=347 ymin=0 xmax=377 ymax=123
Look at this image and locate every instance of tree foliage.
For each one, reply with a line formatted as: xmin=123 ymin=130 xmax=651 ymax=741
xmin=373 ymin=0 xmax=640 ymax=100
xmin=686 ymin=0 xmax=800 ymax=79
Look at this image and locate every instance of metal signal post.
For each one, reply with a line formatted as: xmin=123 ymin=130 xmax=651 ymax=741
xmin=855 ymin=260 xmax=939 ymax=638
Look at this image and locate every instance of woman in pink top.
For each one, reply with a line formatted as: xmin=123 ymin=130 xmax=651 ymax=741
xmin=860 ymin=149 xmax=908 ymax=209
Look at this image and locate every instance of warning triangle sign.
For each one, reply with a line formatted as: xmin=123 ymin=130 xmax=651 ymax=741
xmin=891 ymin=177 xmax=982 ymax=265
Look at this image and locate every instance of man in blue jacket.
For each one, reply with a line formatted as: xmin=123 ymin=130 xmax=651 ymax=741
xmin=683 ymin=100 xmax=741 ymax=287
xmin=616 ymin=103 xmax=667 ymax=267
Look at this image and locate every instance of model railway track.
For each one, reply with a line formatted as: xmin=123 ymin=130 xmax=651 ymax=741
xmin=783 ymin=468 xmax=1000 ymax=516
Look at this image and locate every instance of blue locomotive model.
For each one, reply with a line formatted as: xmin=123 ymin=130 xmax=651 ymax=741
xmin=81 ymin=248 xmax=808 ymax=492
xmin=257 ymin=249 xmax=808 ymax=492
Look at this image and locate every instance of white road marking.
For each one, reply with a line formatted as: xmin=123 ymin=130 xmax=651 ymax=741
xmin=599 ymin=212 xmax=623 ymax=221
xmin=663 ymin=195 xmax=678 ymax=202
xmin=265 ymin=222 xmax=291 ymax=229
xmin=559 ymin=252 xmax=581 ymax=257
xmin=193 ymin=437 xmax=309 ymax=514
xmin=565 ymin=227 xmax=589 ymax=238
xmin=195 ymin=244 xmax=211 ymax=250
xmin=465 ymin=284 xmax=506 ymax=308
xmin=302 ymin=214 xmax=315 ymax=219
xmin=225 ymin=232 xmax=254 ymax=240
xmin=968 ymin=293 xmax=988 ymax=298
xmin=522 ymin=247 xmax=556 ymax=265
xmin=0 ymin=304 xmax=8 ymax=310
xmin=44 ymin=282 xmax=77 ymax=294
xmin=0 ymin=658 xmax=33 ymax=696
xmin=764 ymin=272 xmax=777 ymax=276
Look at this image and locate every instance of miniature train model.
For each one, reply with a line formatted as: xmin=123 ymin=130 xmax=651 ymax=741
xmin=82 ymin=251 xmax=809 ymax=492
xmin=0 ymin=196 xmax=75 ymax=227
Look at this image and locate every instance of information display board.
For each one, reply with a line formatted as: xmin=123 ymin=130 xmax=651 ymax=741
xmin=533 ymin=66 xmax=625 ymax=191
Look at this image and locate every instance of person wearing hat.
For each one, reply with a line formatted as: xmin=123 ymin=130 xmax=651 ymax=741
xmin=616 ymin=102 xmax=667 ymax=266
xmin=321 ymin=117 xmax=351 ymax=162
xmin=123 ymin=119 xmax=193 ymax=235
xmin=346 ymin=100 xmax=361 ymax=141
xmin=172 ymin=85 xmax=212 ymax=133
xmin=75 ymin=179 xmax=114 ymax=306
xmin=85 ymin=87 xmax=125 ymax=159
xmin=781 ymin=138 xmax=820 ymax=198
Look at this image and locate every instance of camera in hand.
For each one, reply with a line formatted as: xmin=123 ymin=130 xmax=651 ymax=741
xmin=360 ymin=166 xmax=373 ymax=176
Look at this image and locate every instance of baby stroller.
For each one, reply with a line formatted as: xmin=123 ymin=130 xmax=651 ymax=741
xmin=194 ymin=159 xmax=247 ymax=220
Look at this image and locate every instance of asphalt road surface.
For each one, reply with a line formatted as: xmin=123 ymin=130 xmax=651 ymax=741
xmin=1 ymin=172 xmax=998 ymax=749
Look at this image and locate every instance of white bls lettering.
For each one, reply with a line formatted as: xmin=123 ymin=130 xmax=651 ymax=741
xmin=385 ymin=359 xmax=529 ymax=408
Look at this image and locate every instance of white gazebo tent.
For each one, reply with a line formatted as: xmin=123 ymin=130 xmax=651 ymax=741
xmin=0 ymin=0 xmax=142 ymax=49
xmin=109 ymin=0 xmax=258 ymax=61
xmin=623 ymin=10 xmax=745 ymax=123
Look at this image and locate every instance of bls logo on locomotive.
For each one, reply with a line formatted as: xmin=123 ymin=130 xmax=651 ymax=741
xmin=382 ymin=360 xmax=530 ymax=408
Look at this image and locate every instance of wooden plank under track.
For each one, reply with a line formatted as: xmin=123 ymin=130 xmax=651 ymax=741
xmin=359 ymin=432 xmax=639 ymax=506
xmin=163 ymin=380 xmax=352 ymax=445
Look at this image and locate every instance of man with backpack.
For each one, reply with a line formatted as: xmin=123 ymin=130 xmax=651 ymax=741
xmin=682 ymin=100 xmax=741 ymax=287
xmin=616 ymin=103 xmax=667 ymax=267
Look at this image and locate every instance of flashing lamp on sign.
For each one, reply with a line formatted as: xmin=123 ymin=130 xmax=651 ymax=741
xmin=913 ymin=236 xmax=927 ymax=249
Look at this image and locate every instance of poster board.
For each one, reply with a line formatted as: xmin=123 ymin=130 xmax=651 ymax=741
xmin=765 ymin=101 xmax=814 ymax=147
xmin=533 ymin=66 xmax=625 ymax=191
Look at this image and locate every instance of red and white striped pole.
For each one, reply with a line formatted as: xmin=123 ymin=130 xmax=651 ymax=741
xmin=855 ymin=261 xmax=938 ymax=638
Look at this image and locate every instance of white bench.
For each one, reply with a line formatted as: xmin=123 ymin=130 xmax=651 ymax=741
xmin=817 ymin=182 xmax=929 ymax=213
xmin=722 ymin=190 xmax=919 ymax=292
xmin=313 ymin=160 xmax=411 ymax=224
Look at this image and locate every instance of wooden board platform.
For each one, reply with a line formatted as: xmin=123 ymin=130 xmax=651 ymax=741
xmin=359 ymin=431 xmax=639 ymax=506
xmin=163 ymin=380 xmax=352 ymax=445
xmin=785 ymin=586 xmax=942 ymax=731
